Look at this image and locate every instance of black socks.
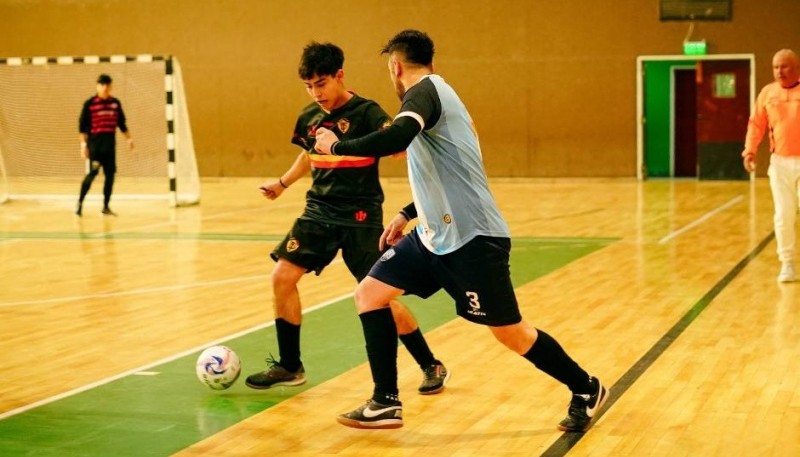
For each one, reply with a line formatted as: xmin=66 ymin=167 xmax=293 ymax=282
xmin=275 ymin=318 xmax=302 ymax=372
xmin=360 ymin=308 xmax=399 ymax=403
xmin=523 ymin=328 xmax=592 ymax=394
xmin=399 ymin=328 xmax=437 ymax=369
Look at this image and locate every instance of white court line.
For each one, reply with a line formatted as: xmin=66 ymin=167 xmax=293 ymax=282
xmin=658 ymin=195 xmax=743 ymax=244
xmin=0 ymin=274 xmax=267 ymax=308
xmin=85 ymin=201 xmax=298 ymax=238
xmin=0 ymin=257 xmax=345 ymax=308
xmin=0 ymin=291 xmax=355 ymax=421
xmin=1 ymin=199 xmax=298 ymax=239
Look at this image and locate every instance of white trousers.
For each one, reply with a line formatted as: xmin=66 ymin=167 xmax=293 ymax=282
xmin=768 ymin=154 xmax=800 ymax=263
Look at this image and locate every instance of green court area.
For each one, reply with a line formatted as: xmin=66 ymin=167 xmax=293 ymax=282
xmin=0 ymin=237 xmax=615 ymax=456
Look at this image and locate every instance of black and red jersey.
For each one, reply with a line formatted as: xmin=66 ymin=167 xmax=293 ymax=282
xmin=79 ymin=95 xmax=128 ymax=137
xmin=291 ymin=94 xmax=391 ymax=228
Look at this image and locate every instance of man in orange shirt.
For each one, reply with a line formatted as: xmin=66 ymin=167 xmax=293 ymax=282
xmin=743 ymin=49 xmax=800 ymax=282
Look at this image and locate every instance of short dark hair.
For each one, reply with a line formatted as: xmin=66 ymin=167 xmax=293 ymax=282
xmin=97 ymin=74 xmax=112 ymax=84
xmin=381 ymin=30 xmax=435 ymax=66
xmin=298 ymin=42 xmax=344 ymax=80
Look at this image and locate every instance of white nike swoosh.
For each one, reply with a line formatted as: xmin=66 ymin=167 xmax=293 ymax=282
xmin=585 ymin=389 xmax=606 ymax=417
xmin=362 ymin=405 xmax=400 ymax=418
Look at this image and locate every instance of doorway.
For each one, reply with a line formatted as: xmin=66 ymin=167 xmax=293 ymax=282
xmin=673 ymin=67 xmax=697 ymax=177
xmin=636 ymin=54 xmax=755 ymax=180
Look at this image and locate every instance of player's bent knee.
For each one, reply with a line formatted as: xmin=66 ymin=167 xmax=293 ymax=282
xmin=271 ymin=260 xmax=304 ymax=288
xmin=354 ymin=277 xmax=401 ymax=314
xmin=489 ymin=322 xmax=537 ymax=355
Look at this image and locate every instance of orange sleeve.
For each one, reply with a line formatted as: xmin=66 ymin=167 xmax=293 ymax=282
xmin=743 ymin=85 xmax=770 ymax=157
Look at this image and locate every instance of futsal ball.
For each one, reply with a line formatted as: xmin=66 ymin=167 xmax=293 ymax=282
xmin=195 ymin=346 xmax=241 ymax=390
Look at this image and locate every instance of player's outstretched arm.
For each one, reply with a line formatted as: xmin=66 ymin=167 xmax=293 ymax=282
xmin=258 ymin=151 xmax=310 ymax=200
xmin=315 ymin=117 xmax=421 ymax=157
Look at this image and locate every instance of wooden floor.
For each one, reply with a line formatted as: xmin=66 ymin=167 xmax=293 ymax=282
xmin=2 ymin=177 xmax=800 ymax=456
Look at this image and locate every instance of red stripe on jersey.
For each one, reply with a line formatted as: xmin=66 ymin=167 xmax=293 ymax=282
xmin=309 ymin=156 xmax=376 ymax=169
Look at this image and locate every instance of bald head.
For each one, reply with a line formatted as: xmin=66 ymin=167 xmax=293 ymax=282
xmin=772 ymin=49 xmax=800 ymax=88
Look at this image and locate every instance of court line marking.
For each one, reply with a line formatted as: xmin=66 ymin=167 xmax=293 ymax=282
xmin=0 ymin=199 xmax=299 ymax=240
xmin=658 ymin=195 xmax=743 ymax=244
xmin=89 ymin=201 xmax=299 ymax=237
xmin=0 ymin=257 xmax=345 ymax=308
xmin=0 ymin=291 xmax=354 ymax=421
xmin=0 ymin=274 xmax=267 ymax=308
xmin=540 ymin=231 xmax=774 ymax=456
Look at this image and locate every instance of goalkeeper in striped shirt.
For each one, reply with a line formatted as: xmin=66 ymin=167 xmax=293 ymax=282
xmin=76 ymin=73 xmax=134 ymax=216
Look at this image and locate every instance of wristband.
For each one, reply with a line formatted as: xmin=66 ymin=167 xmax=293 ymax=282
xmin=399 ymin=210 xmax=411 ymax=221
xmin=331 ymin=141 xmax=340 ymax=156
xmin=279 ymin=178 xmax=289 ymax=189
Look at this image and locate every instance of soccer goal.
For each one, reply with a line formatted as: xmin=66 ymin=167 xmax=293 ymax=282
xmin=0 ymin=55 xmax=200 ymax=206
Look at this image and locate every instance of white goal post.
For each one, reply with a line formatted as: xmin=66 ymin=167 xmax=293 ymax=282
xmin=0 ymin=54 xmax=200 ymax=206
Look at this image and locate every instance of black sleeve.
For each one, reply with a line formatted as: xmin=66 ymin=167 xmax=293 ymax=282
xmin=364 ymin=102 xmax=392 ymax=132
xmin=398 ymin=78 xmax=441 ymax=131
xmin=117 ymin=99 xmax=128 ymax=133
xmin=79 ymin=100 xmax=91 ymax=134
xmin=400 ymin=201 xmax=417 ymax=220
xmin=334 ymin=79 xmax=441 ymax=157
xmin=333 ymin=116 xmax=421 ymax=157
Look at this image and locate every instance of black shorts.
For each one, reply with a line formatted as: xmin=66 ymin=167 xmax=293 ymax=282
xmin=368 ymin=230 xmax=522 ymax=326
xmin=271 ymin=218 xmax=384 ymax=281
xmin=89 ymin=136 xmax=117 ymax=174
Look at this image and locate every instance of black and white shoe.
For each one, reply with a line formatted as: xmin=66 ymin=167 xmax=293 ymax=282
xmin=337 ymin=398 xmax=403 ymax=429
xmin=557 ymin=376 xmax=608 ymax=432
xmin=418 ymin=361 xmax=450 ymax=395
xmin=245 ymin=356 xmax=306 ymax=389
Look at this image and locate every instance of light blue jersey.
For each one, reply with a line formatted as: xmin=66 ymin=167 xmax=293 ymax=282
xmin=396 ymin=75 xmax=509 ymax=254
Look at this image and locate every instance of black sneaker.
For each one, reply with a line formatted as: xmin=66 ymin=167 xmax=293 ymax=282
xmin=337 ymin=398 xmax=403 ymax=429
xmin=418 ymin=361 xmax=450 ymax=395
xmin=101 ymin=207 xmax=117 ymax=216
xmin=245 ymin=357 xmax=306 ymax=389
xmin=557 ymin=376 xmax=608 ymax=432
xmin=75 ymin=203 xmax=82 ymax=216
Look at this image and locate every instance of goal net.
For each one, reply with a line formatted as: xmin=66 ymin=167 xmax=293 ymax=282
xmin=0 ymin=55 xmax=200 ymax=206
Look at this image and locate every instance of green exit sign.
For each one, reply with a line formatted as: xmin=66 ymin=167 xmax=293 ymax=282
xmin=683 ymin=40 xmax=707 ymax=55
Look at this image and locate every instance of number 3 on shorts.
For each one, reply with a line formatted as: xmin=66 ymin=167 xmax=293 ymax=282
xmin=466 ymin=291 xmax=481 ymax=310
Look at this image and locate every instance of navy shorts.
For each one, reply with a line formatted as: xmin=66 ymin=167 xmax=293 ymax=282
xmin=368 ymin=230 xmax=522 ymax=326
xmin=272 ymin=218 xmax=384 ymax=281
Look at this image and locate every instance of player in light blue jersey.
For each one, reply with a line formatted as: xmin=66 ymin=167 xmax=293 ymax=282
xmin=315 ymin=29 xmax=607 ymax=432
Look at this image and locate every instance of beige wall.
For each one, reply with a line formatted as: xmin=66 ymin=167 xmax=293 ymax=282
xmin=1 ymin=0 xmax=797 ymax=177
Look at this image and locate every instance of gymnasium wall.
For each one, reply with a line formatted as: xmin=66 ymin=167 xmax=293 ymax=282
xmin=0 ymin=0 xmax=797 ymax=178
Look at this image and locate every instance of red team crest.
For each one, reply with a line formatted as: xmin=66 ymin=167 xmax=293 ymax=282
xmin=354 ymin=210 xmax=367 ymax=222
xmin=337 ymin=118 xmax=350 ymax=134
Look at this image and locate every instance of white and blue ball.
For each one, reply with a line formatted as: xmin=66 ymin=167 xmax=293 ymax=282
xmin=195 ymin=346 xmax=241 ymax=390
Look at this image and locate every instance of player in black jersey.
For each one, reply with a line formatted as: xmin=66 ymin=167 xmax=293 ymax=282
xmin=245 ymin=42 xmax=449 ymax=395
xmin=76 ymin=73 xmax=134 ymax=216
